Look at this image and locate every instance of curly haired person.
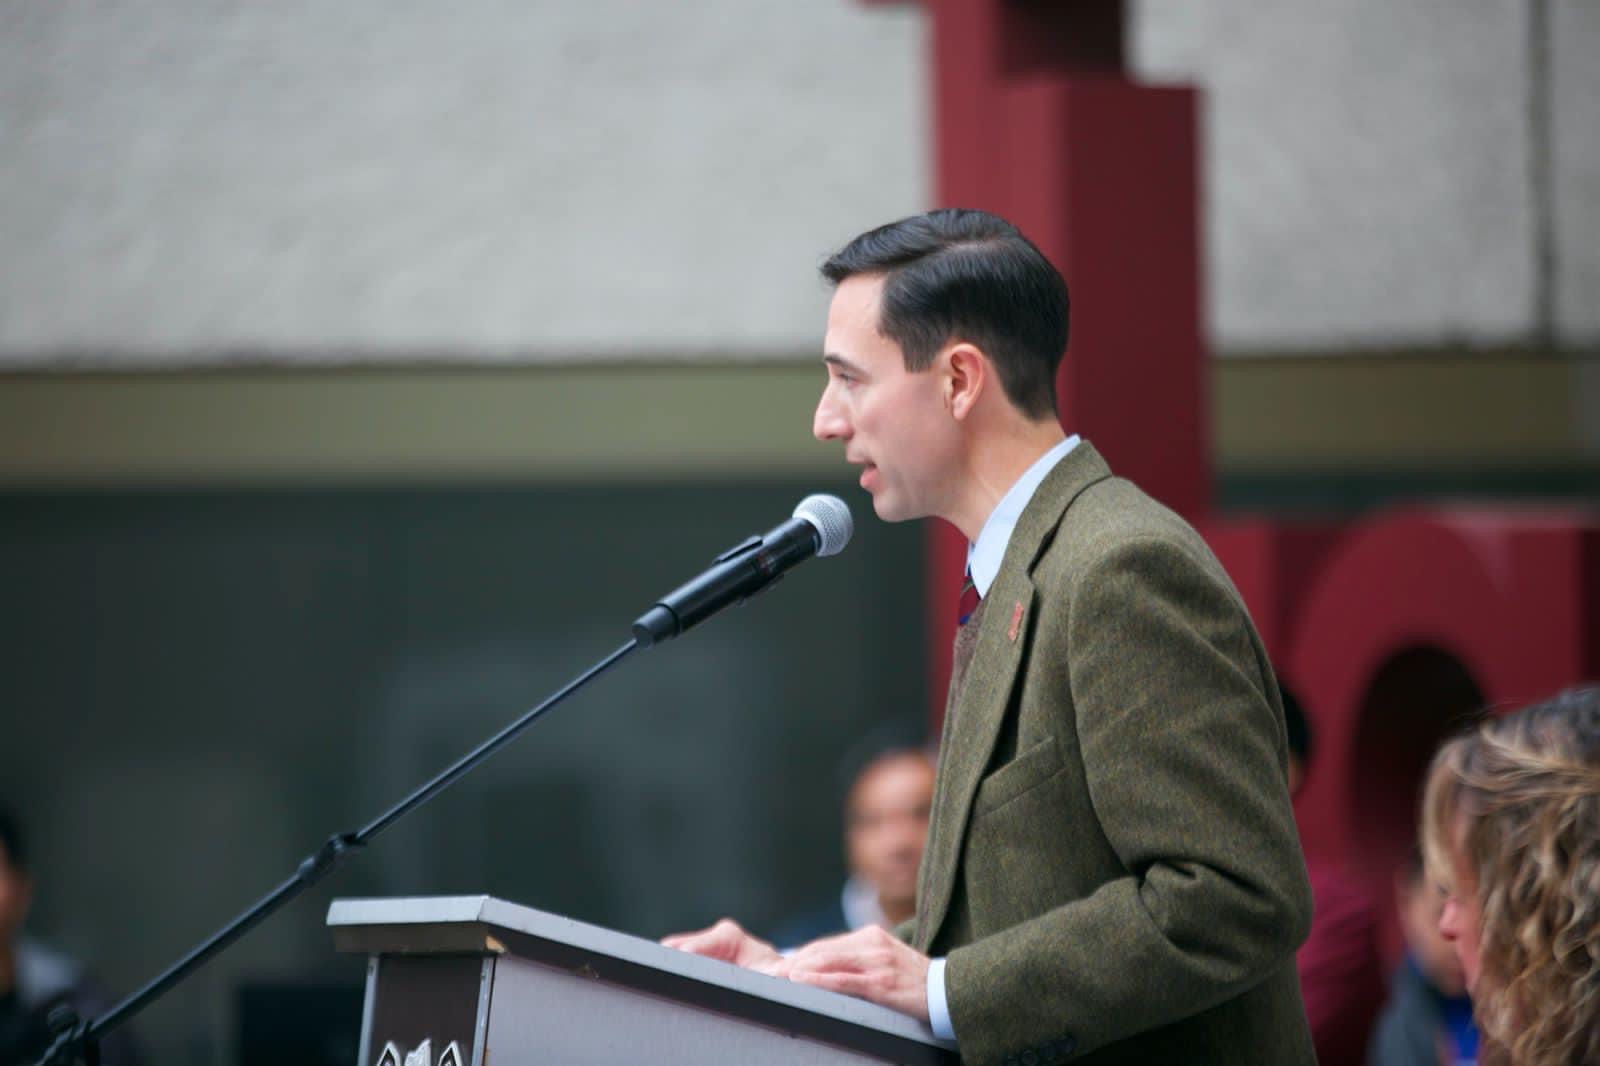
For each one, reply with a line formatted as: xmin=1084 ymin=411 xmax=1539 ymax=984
xmin=1421 ymin=686 xmax=1600 ymax=1066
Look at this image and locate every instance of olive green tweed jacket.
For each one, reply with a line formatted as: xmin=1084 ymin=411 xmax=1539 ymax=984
xmin=913 ymin=443 xmax=1316 ymax=1065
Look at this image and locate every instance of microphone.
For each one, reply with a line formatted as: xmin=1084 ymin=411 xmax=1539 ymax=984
xmin=631 ymin=494 xmax=853 ymax=647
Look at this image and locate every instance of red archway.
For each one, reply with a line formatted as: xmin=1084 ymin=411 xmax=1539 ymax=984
xmin=1287 ymin=510 xmax=1599 ymax=869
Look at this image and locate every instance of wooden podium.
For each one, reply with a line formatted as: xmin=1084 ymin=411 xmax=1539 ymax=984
xmin=328 ymin=896 xmax=960 ymax=1065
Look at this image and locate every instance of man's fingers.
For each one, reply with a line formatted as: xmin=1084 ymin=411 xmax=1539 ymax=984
xmin=787 ymin=932 xmax=890 ymax=973
xmin=786 ymin=926 xmax=888 ymax=968
xmin=661 ymin=918 xmax=745 ymax=960
xmin=790 ymin=969 xmax=871 ymax=997
xmin=777 ymin=927 xmax=930 ymax=1019
xmin=788 ymin=949 xmax=870 ymax=975
xmin=660 ymin=929 xmax=720 ymax=953
xmin=753 ymin=957 xmax=792 ymax=979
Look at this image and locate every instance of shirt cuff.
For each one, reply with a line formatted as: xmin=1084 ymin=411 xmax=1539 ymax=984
xmin=926 ymin=956 xmax=955 ymax=1040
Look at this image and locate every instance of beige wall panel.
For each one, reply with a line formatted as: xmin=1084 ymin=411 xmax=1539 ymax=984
xmin=0 ymin=2 xmax=925 ymax=364
xmin=1 ymin=356 xmax=1591 ymax=486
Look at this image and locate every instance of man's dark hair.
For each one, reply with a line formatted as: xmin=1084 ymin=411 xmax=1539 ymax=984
xmin=0 ymin=803 xmax=25 ymax=873
xmin=820 ymin=208 xmax=1069 ymax=419
xmin=834 ymin=718 xmax=933 ymax=817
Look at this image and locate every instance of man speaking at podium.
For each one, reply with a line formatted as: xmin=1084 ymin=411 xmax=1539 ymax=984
xmin=667 ymin=210 xmax=1316 ymax=1065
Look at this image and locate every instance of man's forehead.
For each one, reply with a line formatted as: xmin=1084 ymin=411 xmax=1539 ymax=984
xmin=824 ymin=278 xmax=900 ymax=372
xmin=827 ymin=274 xmax=886 ymax=330
xmin=823 ymin=352 xmax=867 ymax=375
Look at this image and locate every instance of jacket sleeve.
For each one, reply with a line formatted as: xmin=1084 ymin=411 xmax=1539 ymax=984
xmin=943 ymin=534 xmax=1313 ymax=1062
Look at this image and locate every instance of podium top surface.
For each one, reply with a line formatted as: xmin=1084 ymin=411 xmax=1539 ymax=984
xmin=328 ymin=895 xmax=957 ymax=1056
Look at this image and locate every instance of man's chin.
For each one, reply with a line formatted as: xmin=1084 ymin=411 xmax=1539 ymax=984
xmin=868 ymin=491 xmax=911 ymax=523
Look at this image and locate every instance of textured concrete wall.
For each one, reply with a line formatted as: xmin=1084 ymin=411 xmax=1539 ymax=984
xmin=2 ymin=1 xmax=1595 ymax=366
xmin=0 ymin=0 xmax=925 ymax=364
xmin=1551 ymin=0 xmax=1600 ymax=340
xmin=1132 ymin=0 xmax=1597 ymax=351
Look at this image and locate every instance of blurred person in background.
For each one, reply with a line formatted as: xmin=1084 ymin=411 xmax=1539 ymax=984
xmin=1367 ymin=847 xmax=1477 ymax=1066
xmin=0 ymin=805 xmax=142 ymax=1066
xmin=1284 ymin=688 xmax=1387 ymax=1065
xmin=770 ymin=744 xmax=935 ymax=951
xmin=1420 ymin=686 xmax=1600 ymax=1066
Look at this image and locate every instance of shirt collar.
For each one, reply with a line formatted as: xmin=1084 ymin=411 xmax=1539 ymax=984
xmin=966 ymin=435 xmax=1080 ymax=598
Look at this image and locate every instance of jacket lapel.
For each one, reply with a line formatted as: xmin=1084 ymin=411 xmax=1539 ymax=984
xmin=914 ymin=443 xmax=1113 ymax=951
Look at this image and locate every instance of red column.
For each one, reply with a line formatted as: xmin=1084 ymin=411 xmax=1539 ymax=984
xmin=917 ymin=0 xmax=1207 ymax=729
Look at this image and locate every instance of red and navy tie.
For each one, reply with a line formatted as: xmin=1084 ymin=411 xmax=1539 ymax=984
xmin=957 ymin=571 xmax=980 ymax=626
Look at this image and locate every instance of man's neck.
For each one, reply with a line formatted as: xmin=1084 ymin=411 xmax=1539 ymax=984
xmin=947 ymin=416 xmax=1067 ymax=542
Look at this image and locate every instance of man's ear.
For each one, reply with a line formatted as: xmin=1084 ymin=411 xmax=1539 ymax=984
xmin=944 ymin=343 xmax=987 ymax=421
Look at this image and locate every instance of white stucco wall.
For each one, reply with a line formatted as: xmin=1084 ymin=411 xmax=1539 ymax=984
xmin=0 ymin=0 xmax=926 ymax=364
xmin=1551 ymin=0 xmax=1600 ymax=341
xmin=1134 ymin=0 xmax=1546 ymax=351
xmin=1 ymin=1 xmax=1594 ymax=365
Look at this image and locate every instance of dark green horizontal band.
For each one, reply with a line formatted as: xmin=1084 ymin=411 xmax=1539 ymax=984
xmin=0 ymin=350 xmax=1593 ymax=487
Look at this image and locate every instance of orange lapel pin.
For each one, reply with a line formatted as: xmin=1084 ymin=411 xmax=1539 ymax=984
xmin=1007 ymin=601 xmax=1025 ymax=642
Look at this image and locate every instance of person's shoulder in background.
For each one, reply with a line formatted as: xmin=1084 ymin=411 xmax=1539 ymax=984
xmin=16 ymin=937 xmax=145 ymax=1066
xmin=767 ymin=899 xmax=848 ymax=953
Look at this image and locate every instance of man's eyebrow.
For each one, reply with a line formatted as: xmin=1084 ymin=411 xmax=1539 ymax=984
xmin=823 ymin=353 xmax=865 ymax=375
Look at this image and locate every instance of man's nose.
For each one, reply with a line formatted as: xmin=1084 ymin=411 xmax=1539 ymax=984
xmin=813 ymin=388 xmax=847 ymax=442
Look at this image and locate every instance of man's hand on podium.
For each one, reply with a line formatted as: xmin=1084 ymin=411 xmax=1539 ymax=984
xmin=765 ymin=926 xmax=932 ymax=1021
xmin=661 ymin=918 xmax=783 ymax=969
xmin=664 ymin=920 xmax=932 ymax=1023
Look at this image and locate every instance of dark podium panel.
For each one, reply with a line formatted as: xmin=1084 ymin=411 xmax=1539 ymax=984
xmin=328 ymin=896 xmax=960 ymax=1065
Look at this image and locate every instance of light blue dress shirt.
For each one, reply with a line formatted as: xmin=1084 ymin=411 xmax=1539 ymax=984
xmin=926 ymin=434 xmax=1080 ymax=1040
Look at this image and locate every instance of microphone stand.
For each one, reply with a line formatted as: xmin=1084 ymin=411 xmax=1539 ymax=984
xmin=36 ymin=638 xmax=641 ymax=1066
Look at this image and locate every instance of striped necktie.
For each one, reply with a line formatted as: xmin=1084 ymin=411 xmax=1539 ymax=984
xmin=957 ymin=572 xmax=980 ymax=626
xmin=950 ymin=578 xmax=988 ymax=703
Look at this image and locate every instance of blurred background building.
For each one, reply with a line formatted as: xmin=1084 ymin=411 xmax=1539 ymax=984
xmin=0 ymin=1 xmax=1595 ymax=1062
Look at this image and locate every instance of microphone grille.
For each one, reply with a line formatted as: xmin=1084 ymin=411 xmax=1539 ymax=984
xmin=793 ymin=494 xmax=853 ymax=557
